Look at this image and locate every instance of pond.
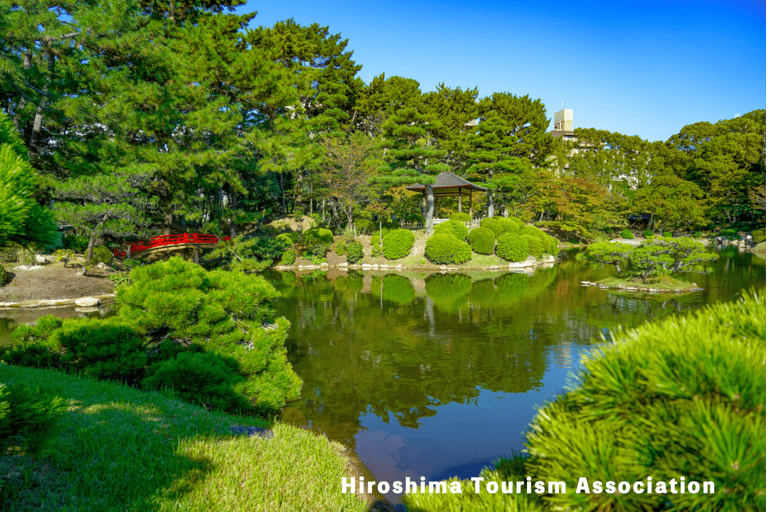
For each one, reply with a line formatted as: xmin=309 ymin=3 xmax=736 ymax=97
xmin=264 ymin=247 xmax=765 ymax=505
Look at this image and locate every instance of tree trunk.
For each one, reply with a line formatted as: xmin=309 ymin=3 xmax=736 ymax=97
xmin=425 ymin=184 xmax=435 ymax=234
xmin=28 ymin=49 xmax=55 ymax=155
xmin=487 ymin=191 xmax=495 ymax=218
xmin=164 ymin=212 xmax=173 ymax=236
xmin=614 ymin=262 xmax=622 ymax=273
xmin=279 ymin=173 xmax=287 ymax=214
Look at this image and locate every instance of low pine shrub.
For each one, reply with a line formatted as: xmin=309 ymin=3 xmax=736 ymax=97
xmin=383 ymin=229 xmax=415 ymax=259
xmin=89 ymin=245 xmax=114 ymax=266
xmin=280 ymin=249 xmax=296 ymax=265
xmin=468 ymin=227 xmax=495 ymax=255
xmin=425 ymin=234 xmax=472 ymax=265
xmin=643 ymin=230 xmax=654 ymax=239
xmin=433 ymin=220 xmax=469 ymax=241
xmin=450 ymin=212 xmax=471 ymax=223
xmin=0 ymin=381 xmax=66 ymax=456
xmin=620 ymin=229 xmax=634 ymax=239
xmin=346 ymin=240 xmax=363 ymax=263
xmin=302 ymin=228 xmax=333 ymax=257
xmin=496 ymin=234 xmax=529 ymax=262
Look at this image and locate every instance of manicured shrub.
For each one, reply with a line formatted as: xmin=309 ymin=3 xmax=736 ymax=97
xmin=1 ymin=315 xmax=64 ymax=369
xmin=620 ymin=228 xmax=634 ymax=239
xmin=275 ymin=232 xmax=296 ymax=248
xmin=751 ymin=228 xmax=765 ymax=242
xmin=450 ymin=212 xmax=471 ymax=223
xmin=663 ymin=231 xmax=673 ymax=238
xmin=521 ymin=235 xmax=543 ymax=258
xmin=354 ymin=219 xmax=373 ymax=234
xmin=53 ymin=318 xmax=147 ymax=382
xmin=382 ymin=229 xmax=415 ymax=259
xmin=89 ymin=245 xmax=114 ymax=266
xmin=0 ymin=381 xmax=66 ymax=456
xmin=332 ymin=240 xmax=346 ymax=256
xmin=480 ymin=217 xmax=518 ymax=237
xmin=302 ymin=228 xmax=333 ymax=257
xmin=425 ymin=234 xmax=472 ymax=265
xmin=521 ymin=225 xmax=558 ymax=254
xmin=341 ymin=229 xmax=356 ymax=243
xmin=346 ymin=240 xmax=363 ymax=263
xmin=468 ymin=227 xmax=495 ymax=255
xmin=525 ymin=292 xmax=766 ymax=512
xmin=643 ymin=230 xmax=654 ymax=239
xmin=496 ymin=233 xmax=529 ymax=262
xmin=433 ymin=220 xmax=468 ymax=241
xmin=370 ymin=228 xmax=390 ymax=258
xmin=280 ymin=249 xmax=296 ymax=265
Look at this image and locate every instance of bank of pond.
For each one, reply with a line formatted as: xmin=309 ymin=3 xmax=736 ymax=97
xmin=0 ymin=247 xmax=764 ymax=511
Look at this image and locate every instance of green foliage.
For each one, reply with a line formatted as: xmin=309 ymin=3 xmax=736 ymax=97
xmin=450 ymin=212 xmax=471 ymax=223
xmin=584 ymin=241 xmax=634 ymax=273
xmin=370 ymin=229 xmax=390 ymax=258
xmin=382 ymin=229 xmax=415 ymax=259
xmin=620 ymin=228 xmax=634 ymax=239
xmin=521 ymin=235 xmax=543 ymax=258
xmin=332 ymin=241 xmax=347 ymax=256
xmin=425 ymin=273 xmax=472 ymax=312
xmin=540 ymin=221 xmax=595 ymax=243
xmin=468 ymin=227 xmax=495 ymax=255
xmin=495 ymin=233 xmax=529 ymax=262
xmin=0 ymin=382 xmax=66 ymax=457
xmin=663 ymin=231 xmax=672 ymax=238
xmin=341 ymin=230 xmax=356 ymax=243
xmin=354 ymin=219 xmax=373 ymax=234
xmin=275 ymin=232 xmax=297 ymax=248
xmin=525 ymin=292 xmax=766 ymax=512
xmin=280 ymin=249 xmax=296 ymax=266
xmin=303 ymin=228 xmax=334 ymax=258
xmin=63 ymin=234 xmax=90 ymax=252
xmin=346 ymin=241 xmax=364 ymax=263
xmin=204 ymin=235 xmax=283 ymax=273
xmin=643 ymin=230 xmax=654 ymax=239
xmin=380 ymin=274 xmax=416 ymax=305
xmin=695 ymin=230 xmax=703 ymax=238
xmin=752 ymin=229 xmax=765 ymax=243
xmin=521 ymin=225 xmax=559 ymax=254
xmin=88 ymin=245 xmax=114 ymax=266
xmin=480 ymin=217 xmax=518 ymax=237
xmin=433 ymin=220 xmax=469 ymax=241
xmin=424 ymin=234 xmax=472 ymax=265
xmin=54 ymin=249 xmax=75 ymax=268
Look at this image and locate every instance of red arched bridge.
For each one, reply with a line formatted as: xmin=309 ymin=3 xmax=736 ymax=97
xmin=112 ymin=233 xmax=231 ymax=261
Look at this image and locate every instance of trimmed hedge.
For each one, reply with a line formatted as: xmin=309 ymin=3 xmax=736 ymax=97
xmin=425 ymin=234 xmax=472 ymax=265
xmin=450 ymin=212 xmax=471 ymax=223
xmin=663 ymin=231 xmax=673 ymax=238
xmin=433 ymin=220 xmax=468 ymax=241
xmin=480 ymin=217 xmax=518 ymax=237
xmin=303 ymin=228 xmax=334 ymax=257
xmin=620 ymin=228 xmax=634 ymax=239
xmin=496 ymin=234 xmax=528 ymax=262
xmin=521 ymin=235 xmax=543 ymax=258
xmin=89 ymin=245 xmax=113 ymax=266
xmin=354 ymin=219 xmax=373 ymax=235
xmin=382 ymin=229 xmax=415 ymax=260
xmin=643 ymin=230 xmax=654 ymax=239
xmin=280 ymin=249 xmax=296 ymax=265
xmin=468 ymin=227 xmax=495 ymax=255
xmin=346 ymin=241 xmax=363 ymax=263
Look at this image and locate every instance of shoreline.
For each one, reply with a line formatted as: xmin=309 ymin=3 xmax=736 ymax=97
xmin=274 ymin=254 xmax=558 ymax=272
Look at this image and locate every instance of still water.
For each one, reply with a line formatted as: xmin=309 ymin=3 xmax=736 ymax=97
xmin=265 ymin=247 xmax=765 ymax=504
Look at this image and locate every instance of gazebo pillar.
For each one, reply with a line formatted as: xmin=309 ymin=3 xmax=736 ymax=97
xmin=469 ymin=189 xmax=473 ymax=217
xmin=458 ymin=188 xmax=462 ymax=213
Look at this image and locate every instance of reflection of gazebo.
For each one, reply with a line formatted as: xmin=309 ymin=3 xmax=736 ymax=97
xmin=406 ymin=172 xmax=488 ymax=218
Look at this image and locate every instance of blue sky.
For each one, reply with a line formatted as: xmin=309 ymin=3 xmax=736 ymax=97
xmin=237 ymin=0 xmax=766 ymax=142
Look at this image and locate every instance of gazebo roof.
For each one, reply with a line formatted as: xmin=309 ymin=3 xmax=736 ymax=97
xmin=405 ymin=172 xmax=488 ymax=196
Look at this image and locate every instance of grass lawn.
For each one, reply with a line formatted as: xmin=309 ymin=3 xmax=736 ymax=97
xmin=598 ymin=274 xmax=700 ymax=291
xmin=0 ymin=364 xmax=368 ymax=512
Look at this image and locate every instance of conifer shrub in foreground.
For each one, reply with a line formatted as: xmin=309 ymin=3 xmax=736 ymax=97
xmin=433 ymin=220 xmax=469 ymax=241
xmin=382 ymin=228 xmax=415 ymax=259
xmin=406 ymin=292 xmax=765 ymax=512
xmin=425 ymin=234 xmax=472 ymax=265
xmin=496 ymin=234 xmax=529 ymax=262
xmin=468 ymin=227 xmax=495 ymax=255
xmin=0 ymin=381 xmax=66 ymax=457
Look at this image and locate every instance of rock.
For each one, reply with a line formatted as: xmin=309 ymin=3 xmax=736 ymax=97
xmin=76 ymin=307 xmax=100 ymax=314
xmin=14 ymin=265 xmax=43 ymax=271
xmin=580 ymin=281 xmax=592 ymax=286
xmin=75 ymin=297 xmax=101 ymax=307
xmin=35 ymin=254 xmax=53 ymax=264
xmin=231 ymin=426 xmax=274 ymax=439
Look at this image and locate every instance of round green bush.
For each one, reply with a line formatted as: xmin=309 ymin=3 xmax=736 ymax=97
xmin=496 ymin=233 xmax=529 ymax=262
xmin=303 ymin=228 xmax=333 ymax=257
xmin=332 ymin=240 xmax=347 ymax=256
xmin=620 ymin=229 xmax=634 ymax=239
xmin=467 ymin=227 xmax=495 ymax=255
xmin=521 ymin=235 xmax=543 ymax=258
xmin=663 ymin=231 xmax=673 ymax=238
xmin=643 ymin=230 xmax=654 ymax=239
xmin=481 ymin=217 xmax=519 ymax=237
xmin=89 ymin=245 xmax=114 ymax=266
xmin=346 ymin=240 xmax=363 ymax=263
xmin=425 ymin=234 xmax=472 ymax=265
xmin=433 ymin=220 xmax=469 ymax=241
xmin=450 ymin=212 xmax=471 ymax=223
xmin=355 ymin=219 xmax=373 ymax=235
xmin=275 ymin=232 xmax=296 ymax=248
xmin=383 ymin=229 xmax=415 ymax=260
xmin=694 ymin=230 xmax=703 ymax=238
xmin=280 ymin=249 xmax=296 ymax=265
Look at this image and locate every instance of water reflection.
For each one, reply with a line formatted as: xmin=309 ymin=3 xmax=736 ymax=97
xmin=266 ymin=248 xmax=764 ymax=504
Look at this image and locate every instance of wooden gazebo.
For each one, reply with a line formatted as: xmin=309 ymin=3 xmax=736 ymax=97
xmin=406 ymin=172 xmax=488 ymax=217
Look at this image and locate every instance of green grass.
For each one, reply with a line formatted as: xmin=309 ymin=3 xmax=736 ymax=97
xmin=598 ymin=274 xmax=699 ymax=291
xmin=0 ymin=364 xmax=368 ymax=512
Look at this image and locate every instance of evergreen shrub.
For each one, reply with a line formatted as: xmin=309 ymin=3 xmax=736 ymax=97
xmin=643 ymin=230 xmax=654 ymax=239
xmin=275 ymin=232 xmax=295 ymax=248
xmin=663 ymin=231 xmax=673 ymax=238
xmin=496 ymin=234 xmax=529 ymax=262
xmin=450 ymin=212 xmax=471 ymax=223
xmin=354 ymin=219 xmax=373 ymax=234
xmin=346 ymin=241 xmax=363 ymax=263
xmin=332 ymin=241 xmax=346 ymax=256
xmin=0 ymin=242 xmax=22 ymax=263
xmin=382 ymin=229 xmax=415 ymax=259
xmin=302 ymin=228 xmax=333 ymax=257
xmin=0 ymin=265 xmax=7 ymax=286
xmin=433 ymin=220 xmax=468 ymax=241
xmin=0 ymin=381 xmax=66 ymax=456
xmin=371 ymin=229 xmax=390 ymax=258
xmin=481 ymin=217 xmax=518 ymax=237
xmin=425 ymin=234 xmax=472 ymax=265
xmin=63 ymin=234 xmax=89 ymax=253
xmin=525 ymin=292 xmax=766 ymax=512
xmin=88 ymin=245 xmax=113 ymax=266
xmin=522 ymin=235 xmax=543 ymax=258
xmin=694 ymin=230 xmax=703 ymax=238
xmin=751 ymin=229 xmax=765 ymax=242
xmin=620 ymin=229 xmax=634 ymax=239
xmin=342 ymin=229 xmax=356 ymax=243
xmin=1 ymin=315 xmax=64 ymax=369
xmin=468 ymin=227 xmax=495 ymax=255
xmin=280 ymin=249 xmax=296 ymax=265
